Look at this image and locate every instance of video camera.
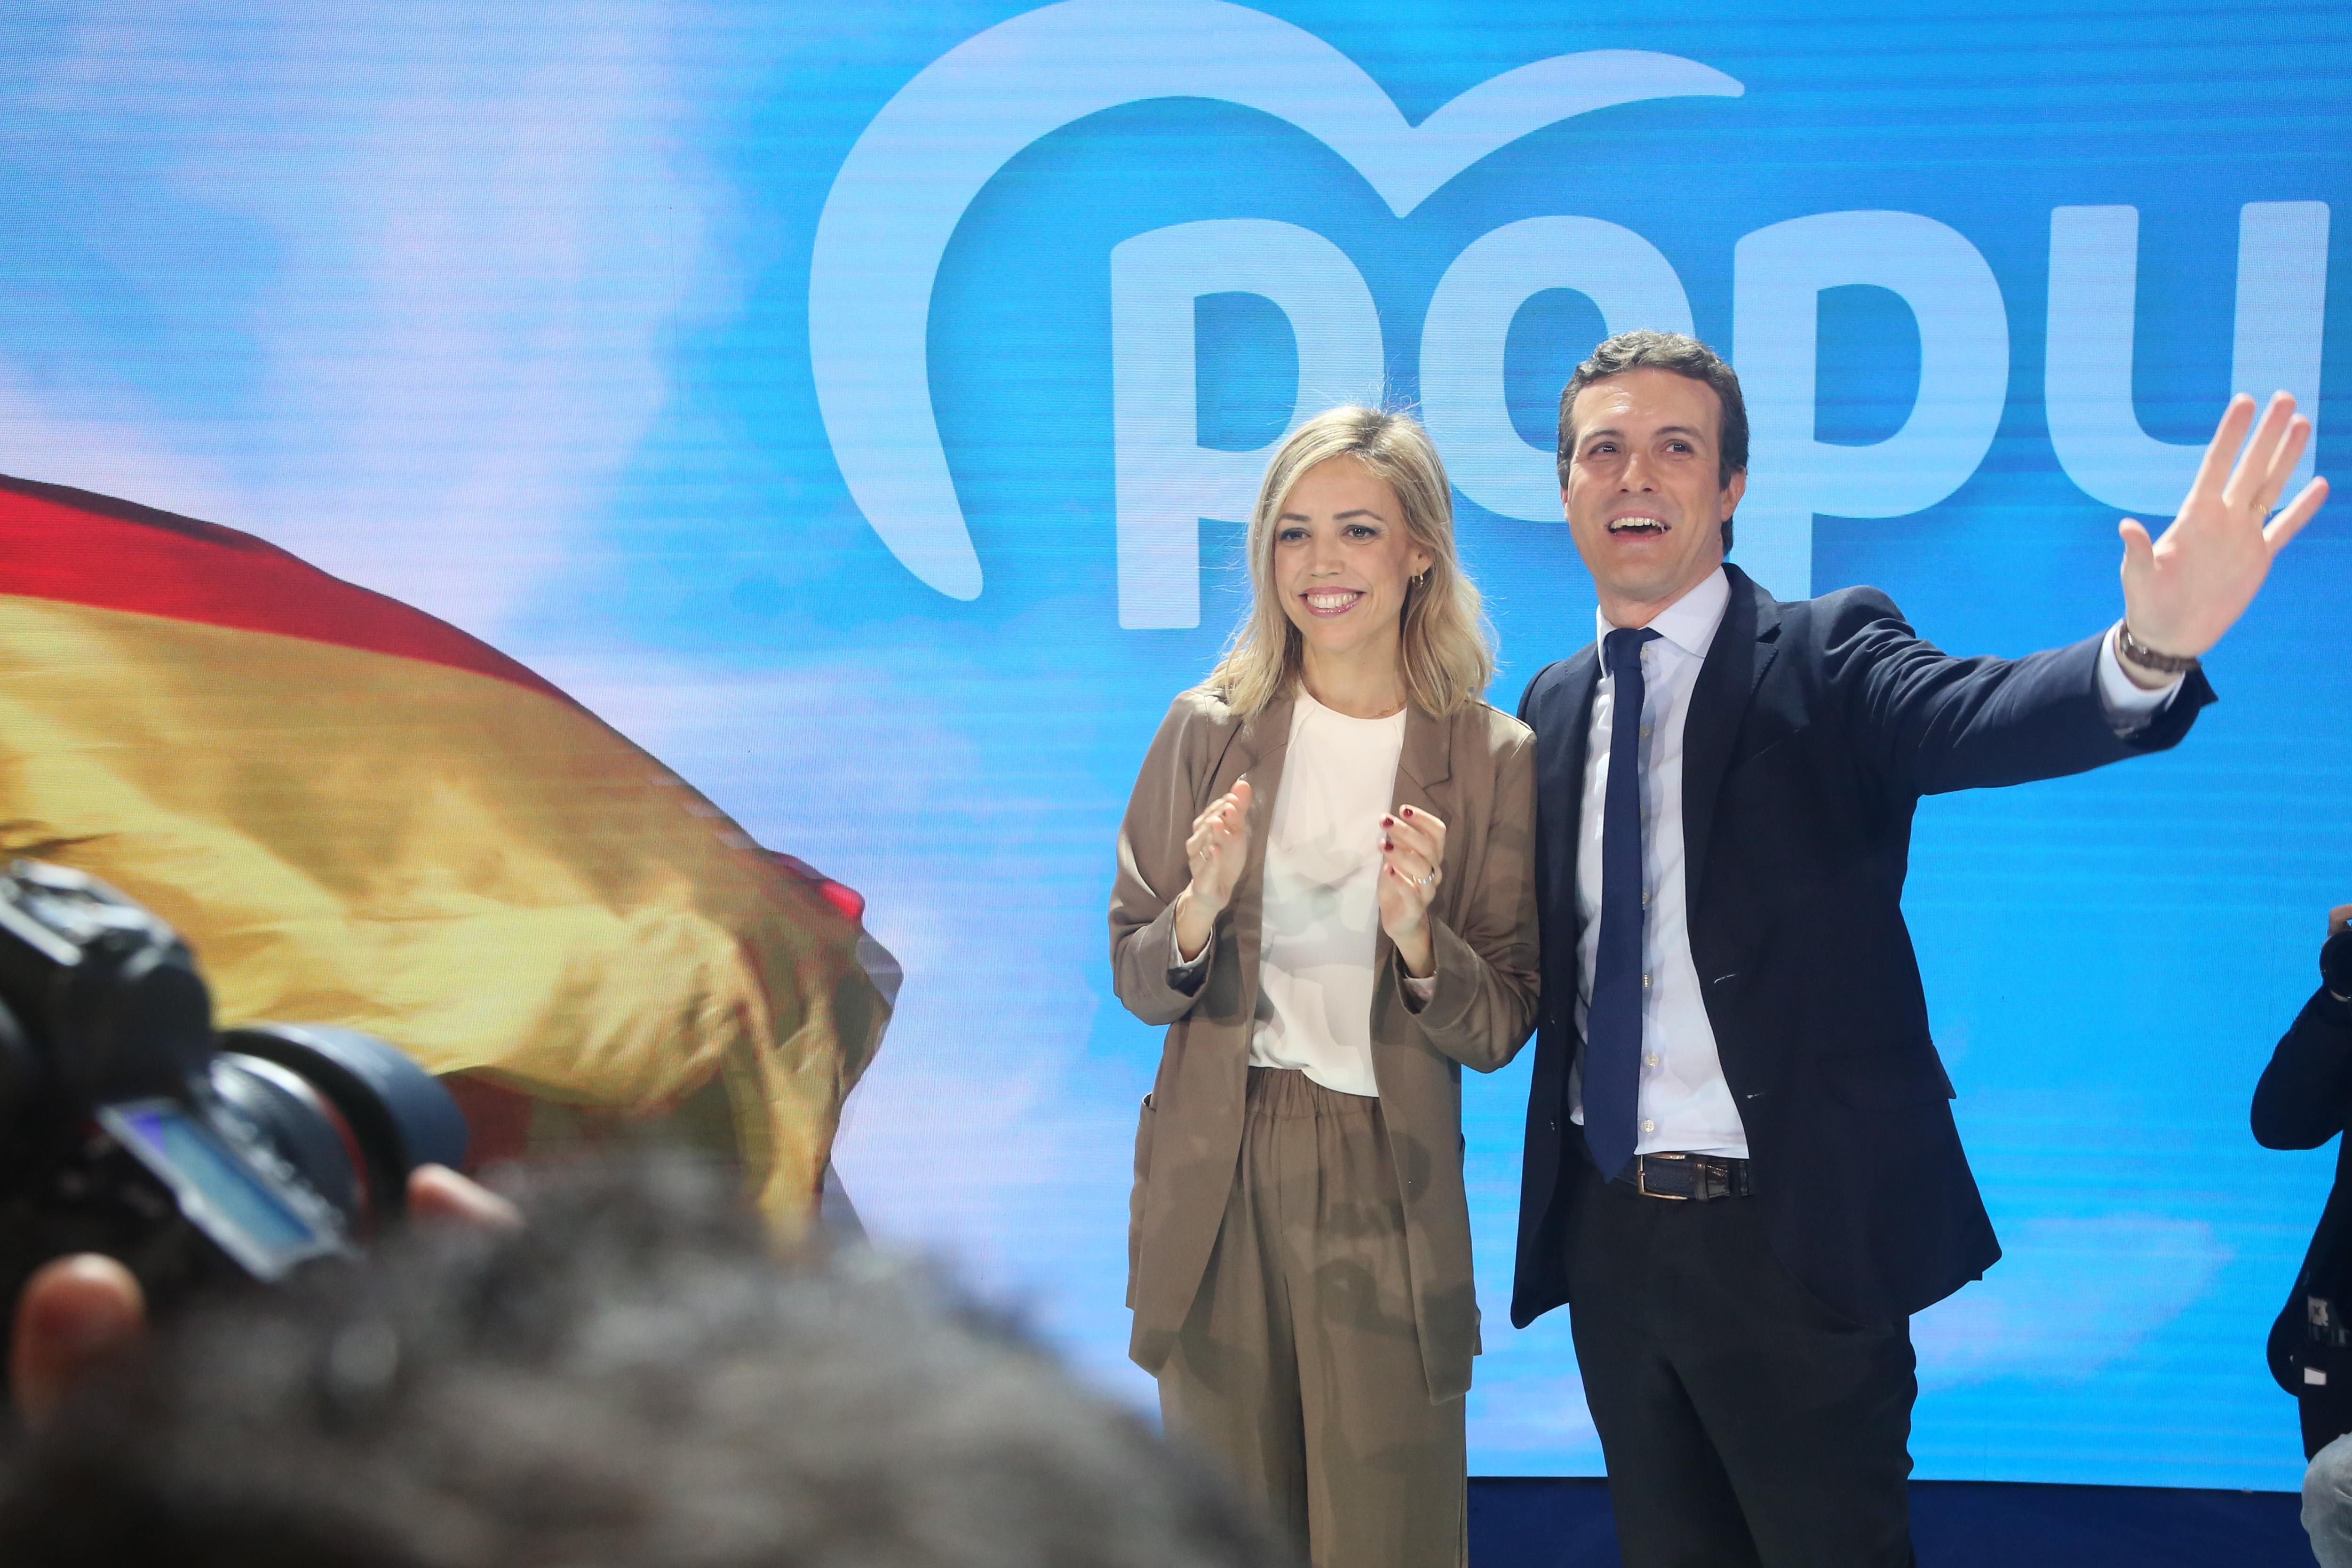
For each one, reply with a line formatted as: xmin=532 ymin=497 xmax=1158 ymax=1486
xmin=0 ymin=861 xmax=465 ymax=1379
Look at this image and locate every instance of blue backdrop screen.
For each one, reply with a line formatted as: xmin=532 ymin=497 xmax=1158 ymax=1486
xmin=4 ymin=0 xmax=2348 ymax=1489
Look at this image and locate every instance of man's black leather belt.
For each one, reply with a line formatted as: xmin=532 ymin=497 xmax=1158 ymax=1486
xmin=1613 ymin=1152 xmax=1752 ymax=1202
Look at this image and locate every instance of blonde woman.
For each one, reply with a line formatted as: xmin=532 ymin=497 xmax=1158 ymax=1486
xmin=1110 ymin=406 xmax=1539 ymax=1567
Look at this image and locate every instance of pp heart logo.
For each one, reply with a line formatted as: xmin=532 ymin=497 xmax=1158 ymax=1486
xmin=810 ymin=0 xmax=2327 ymax=627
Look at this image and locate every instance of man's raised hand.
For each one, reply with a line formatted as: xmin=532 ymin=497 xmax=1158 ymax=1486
xmin=2119 ymin=391 xmax=2328 ymax=663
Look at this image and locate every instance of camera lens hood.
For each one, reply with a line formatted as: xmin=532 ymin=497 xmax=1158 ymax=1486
xmin=216 ymin=1025 xmax=468 ymax=1220
xmin=2325 ymin=929 xmax=2352 ymax=1002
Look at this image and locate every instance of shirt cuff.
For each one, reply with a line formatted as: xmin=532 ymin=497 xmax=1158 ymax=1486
xmin=1169 ymin=923 xmax=1210 ymax=973
xmin=1400 ymin=971 xmax=1436 ymax=1012
xmin=2098 ymin=623 xmax=2183 ymax=723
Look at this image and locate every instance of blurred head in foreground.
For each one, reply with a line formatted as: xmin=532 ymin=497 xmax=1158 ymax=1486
xmin=0 ymin=1161 xmax=1290 ymax=1568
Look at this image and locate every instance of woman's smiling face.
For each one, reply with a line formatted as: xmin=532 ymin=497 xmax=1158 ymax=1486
xmin=1272 ymin=455 xmax=1432 ymax=672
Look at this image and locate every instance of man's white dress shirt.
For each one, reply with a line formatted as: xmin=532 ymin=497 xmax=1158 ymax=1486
xmin=1566 ymin=567 xmax=2179 ymax=1157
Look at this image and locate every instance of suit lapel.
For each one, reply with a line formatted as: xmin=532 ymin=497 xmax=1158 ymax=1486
xmin=1535 ymin=647 xmax=1601 ymax=957
xmin=1681 ymin=565 xmax=1781 ymax=905
xmin=1394 ymin=702 xmax=1453 ymax=800
xmin=1232 ymin=690 xmax=1295 ymax=798
xmin=1226 ymin=691 xmax=1295 ymax=1002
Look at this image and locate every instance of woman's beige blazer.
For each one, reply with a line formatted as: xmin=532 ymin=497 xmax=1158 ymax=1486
xmin=1111 ymin=686 xmax=1540 ymax=1403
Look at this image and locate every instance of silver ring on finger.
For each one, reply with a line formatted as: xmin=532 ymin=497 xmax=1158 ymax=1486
xmin=1414 ymin=872 xmax=1435 ymax=889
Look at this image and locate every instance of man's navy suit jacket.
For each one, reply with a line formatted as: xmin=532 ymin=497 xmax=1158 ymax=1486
xmin=2252 ymin=984 xmax=2352 ymax=1401
xmin=1510 ymin=564 xmax=2215 ymax=1330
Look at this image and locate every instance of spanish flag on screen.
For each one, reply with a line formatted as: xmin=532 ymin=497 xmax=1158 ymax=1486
xmin=0 ymin=473 xmax=894 ymax=1234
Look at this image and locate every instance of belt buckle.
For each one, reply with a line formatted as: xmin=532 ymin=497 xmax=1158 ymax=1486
xmin=1636 ymin=1153 xmax=1692 ymax=1201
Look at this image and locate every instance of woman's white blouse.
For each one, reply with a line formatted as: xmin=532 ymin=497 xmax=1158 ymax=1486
xmin=1242 ymin=691 xmax=1406 ymax=1097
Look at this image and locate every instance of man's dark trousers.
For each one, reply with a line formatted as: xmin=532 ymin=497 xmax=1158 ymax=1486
xmin=1565 ymin=1158 xmax=1915 ymax=1567
xmin=1512 ymin=565 xmax=2215 ymax=1568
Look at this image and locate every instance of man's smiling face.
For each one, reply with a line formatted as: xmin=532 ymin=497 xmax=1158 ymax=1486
xmin=1563 ymin=367 xmax=1747 ymax=624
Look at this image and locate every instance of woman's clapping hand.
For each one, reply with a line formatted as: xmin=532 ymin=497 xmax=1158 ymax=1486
xmin=1174 ymin=780 xmax=1253 ymax=963
xmin=1377 ymin=805 xmax=1446 ymax=979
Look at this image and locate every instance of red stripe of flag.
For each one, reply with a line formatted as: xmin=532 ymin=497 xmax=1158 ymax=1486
xmin=0 ymin=474 xmax=566 ymax=701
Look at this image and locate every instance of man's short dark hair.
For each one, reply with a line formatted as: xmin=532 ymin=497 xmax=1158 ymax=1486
xmin=1555 ymin=329 xmax=1748 ymax=554
xmin=0 ymin=1161 xmax=1292 ymax=1568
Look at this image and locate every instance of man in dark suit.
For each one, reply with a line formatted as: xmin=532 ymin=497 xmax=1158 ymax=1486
xmin=1510 ymin=330 xmax=2328 ymax=1567
xmin=2253 ymin=903 xmax=2352 ymax=1567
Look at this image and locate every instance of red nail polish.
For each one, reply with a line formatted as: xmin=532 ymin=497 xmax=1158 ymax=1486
xmin=1401 ymin=806 xmax=1414 ymax=817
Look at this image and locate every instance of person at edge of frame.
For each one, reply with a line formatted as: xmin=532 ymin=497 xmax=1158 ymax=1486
xmin=2255 ymin=903 xmax=2352 ymax=1568
xmin=1509 ymin=327 xmax=2327 ymax=1568
xmin=1109 ymin=405 xmax=1539 ymax=1568
xmin=0 ymin=1160 xmax=1299 ymax=1568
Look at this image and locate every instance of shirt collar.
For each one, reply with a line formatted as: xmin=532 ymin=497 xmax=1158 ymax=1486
xmin=1592 ymin=565 xmax=1732 ymax=662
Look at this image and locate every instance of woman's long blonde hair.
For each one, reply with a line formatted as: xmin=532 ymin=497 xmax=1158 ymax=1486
xmin=1205 ymin=405 xmax=1495 ymax=720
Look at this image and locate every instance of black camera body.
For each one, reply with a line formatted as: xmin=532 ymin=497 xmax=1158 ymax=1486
xmin=0 ymin=861 xmax=466 ymax=1369
xmin=2325 ymin=928 xmax=2352 ymax=1002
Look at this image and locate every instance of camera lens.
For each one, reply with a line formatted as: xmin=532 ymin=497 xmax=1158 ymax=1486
xmin=211 ymin=1026 xmax=469 ymax=1240
xmin=0 ymin=996 xmax=38 ymax=1135
xmin=2325 ymin=930 xmax=2352 ymax=1001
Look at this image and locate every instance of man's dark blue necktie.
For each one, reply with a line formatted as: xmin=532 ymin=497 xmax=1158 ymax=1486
xmin=1585 ymin=625 xmax=1659 ymax=1181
